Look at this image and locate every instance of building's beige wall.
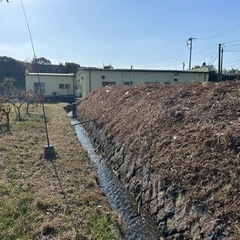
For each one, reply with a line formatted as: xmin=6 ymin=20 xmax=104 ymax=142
xmin=26 ymin=74 xmax=74 ymax=96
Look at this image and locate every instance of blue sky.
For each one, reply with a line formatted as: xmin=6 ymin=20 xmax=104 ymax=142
xmin=1 ymin=0 xmax=240 ymax=70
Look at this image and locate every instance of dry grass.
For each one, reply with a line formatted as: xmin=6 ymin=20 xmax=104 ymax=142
xmin=0 ymin=102 xmax=121 ymax=239
xmin=77 ymin=81 xmax=240 ymax=239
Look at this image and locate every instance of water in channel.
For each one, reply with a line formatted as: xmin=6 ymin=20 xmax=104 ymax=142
xmin=70 ymin=116 xmax=160 ymax=240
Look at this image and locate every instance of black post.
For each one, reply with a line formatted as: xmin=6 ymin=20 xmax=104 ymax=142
xmin=218 ymin=44 xmax=222 ymax=81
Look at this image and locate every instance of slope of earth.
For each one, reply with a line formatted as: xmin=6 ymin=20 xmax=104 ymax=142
xmin=76 ymin=82 xmax=240 ymax=240
xmin=0 ymin=103 xmax=122 ymax=239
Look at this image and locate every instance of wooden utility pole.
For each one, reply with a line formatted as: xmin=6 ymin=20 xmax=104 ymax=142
xmin=188 ymin=37 xmax=196 ymax=69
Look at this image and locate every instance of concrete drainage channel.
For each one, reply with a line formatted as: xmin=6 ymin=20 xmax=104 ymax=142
xmin=70 ymin=115 xmax=161 ymax=240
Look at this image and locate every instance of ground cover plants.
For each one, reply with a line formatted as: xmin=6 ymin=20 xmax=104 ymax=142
xmin=0 ymin=102 xmax=121 ymax=239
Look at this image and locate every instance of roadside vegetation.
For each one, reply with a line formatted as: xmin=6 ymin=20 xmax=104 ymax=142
xmin=0 ymin=101 xmax=122 ymax=239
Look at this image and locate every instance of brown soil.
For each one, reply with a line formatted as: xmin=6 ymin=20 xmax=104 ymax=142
xmin=77 ymin=81 xmax=240 ymax=239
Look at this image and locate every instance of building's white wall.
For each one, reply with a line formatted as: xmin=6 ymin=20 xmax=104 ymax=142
xmin=26 ymin=68 xmax=209 ymax=98
xmin=180 ymin=72 xmax=208 ymax=82
xmin=77 ymin=71 xmax=89 ymax=97
xmin=26 ymin=74 xmax=74 ymax=96
xmin=75 ymin=69 xmax=210 ymax=97
xmin=133 ymin=71 xmax=173 ymax=84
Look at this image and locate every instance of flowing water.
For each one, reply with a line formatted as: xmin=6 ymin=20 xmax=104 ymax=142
xmin=70 ymin=116 xmax=160 ymax=240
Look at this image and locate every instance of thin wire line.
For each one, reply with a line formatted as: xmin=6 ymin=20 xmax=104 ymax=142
xmin=197 ymin=24 xmax=240 ymax=40
xmin=20 ymin=0 xmax=77 ymax=234
xmin=51 ymin=161 xmax=77 ymax=233
xmin=20 ymin=0 xmax=50 ymax=146
xmin=224 ymin=39 xmax=240 ymax=44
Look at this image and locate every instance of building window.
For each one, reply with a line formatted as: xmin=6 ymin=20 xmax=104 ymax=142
xmin=102 ymin=81 xmax=116 ymax=87
xmin=174 ymin=78 xmax=178 ymax=82
xmin=124 ymin=82 xmax=131 ymax=85
xmin=102 ymin=75 xmax=105 ymax=79
xmin=65 ymin=84 xmax=70 ymax=89
xmin=34 ymin=82 xmax=45 ymax=93
xmin=165 ymin=82 xmax=171 ymax=85
xmin=59 ymin=84 xmax=64 ymax=89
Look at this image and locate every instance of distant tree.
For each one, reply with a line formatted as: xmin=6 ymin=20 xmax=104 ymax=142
xmin=63 ymin=62 xmax=80 ymax=73
xmin=0 ymin=77 xmax=16 ymax=95
xmin=0 ymin=56 xmax=25 ymax=88
xmin=228 ymin=68 xmax=239 ymax=76
xmin=221 ymin=68 xmax=240 ymax=81
xmin=103 ymin=64 xmax=114 ymax=70
xmin=32 ymin=57 xmax=51 ymax=65
xmin=206 ymin=64 xmax=218 ymax=82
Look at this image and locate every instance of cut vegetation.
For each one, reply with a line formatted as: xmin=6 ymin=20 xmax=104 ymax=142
xmin=76 ymin=81 xmax=240 ymax=239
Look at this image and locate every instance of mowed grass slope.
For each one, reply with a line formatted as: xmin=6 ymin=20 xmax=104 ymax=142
xmin=0 ymin=103 xmax=121 ymax=240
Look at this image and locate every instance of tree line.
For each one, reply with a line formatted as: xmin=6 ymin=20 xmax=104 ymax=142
xmin=194 ymin=63 xmax=240 ymax=82
xmin=0 ymin=56 xmax=80 ymax=89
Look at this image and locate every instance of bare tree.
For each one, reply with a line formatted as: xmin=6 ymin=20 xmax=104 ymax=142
xmin=8 ymin=89 xmax=27 ymax=121
xmin=0 ymin=96 xmax=11 ymax=131
xmin=25 ymin=90 xmax=41 ymax=115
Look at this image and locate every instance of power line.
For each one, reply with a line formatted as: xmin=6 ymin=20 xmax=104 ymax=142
xmin=192 ymin=47 xmax=218 ymax=65
xmin=20 ymin=0 xmax=55 ymax=158
xmin=197 ymin=24 xmax=240 ymax=40
xmin=19 ymin=2 xmax=77 ymax=235
xmin=224 ymin=39 xmax=240 ymax=44
xmin=225 ymin=43 xmax=240 ymax=47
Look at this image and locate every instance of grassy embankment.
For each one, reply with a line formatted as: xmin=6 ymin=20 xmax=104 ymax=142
xmin=0 ymin=102 xmax=121 ymax=239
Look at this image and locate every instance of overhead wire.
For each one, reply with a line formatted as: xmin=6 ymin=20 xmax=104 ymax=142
xmin=123 ymin=24 xmax=240 ymax=70
xmin=197 ymin=24 xmax=240 ymax=40
xmin=19 ymin=0 xmax=77 ymax=234
xmin=20 ymin=0 xmax=51 ymax=147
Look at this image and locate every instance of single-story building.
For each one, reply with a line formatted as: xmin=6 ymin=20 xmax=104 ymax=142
xmin=76 ymin=67 xmax=209 ymax=97
xmin=25 ymin=70 xmax=75 ymax=97
xmin=25 ymin=67 xmax=209 ymax=98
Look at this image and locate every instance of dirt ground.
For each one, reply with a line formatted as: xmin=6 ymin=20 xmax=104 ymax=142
xmin=77 ymin=81 xmax=240 ymax=239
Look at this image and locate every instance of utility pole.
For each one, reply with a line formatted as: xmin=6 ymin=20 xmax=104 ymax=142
xmin=187 ymin=37 xmax=196 ymax=69
xmin=221 ymin=45 xmax=224 ymax=77
xmin=218 ymin=43 xmax=224 ymax=81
